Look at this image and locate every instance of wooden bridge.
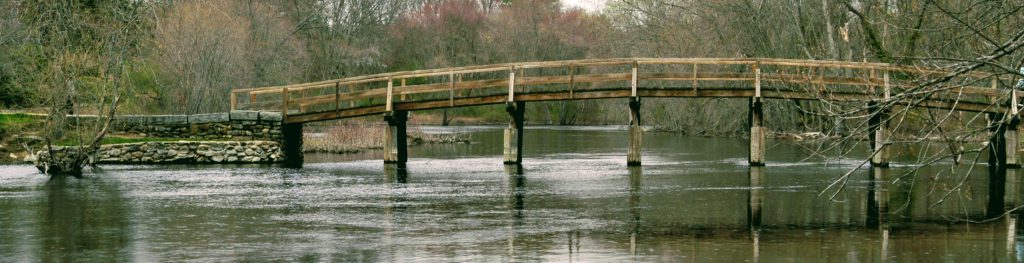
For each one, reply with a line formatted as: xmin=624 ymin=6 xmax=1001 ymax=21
xmin=230 ymin=58 xmax=1022 ymax=168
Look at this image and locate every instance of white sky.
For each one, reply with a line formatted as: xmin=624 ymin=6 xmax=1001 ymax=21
xmin=562 ymin=0 xmax=609 ymax=12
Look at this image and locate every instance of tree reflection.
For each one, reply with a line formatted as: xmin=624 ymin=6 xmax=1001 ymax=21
xmin=39 ymin=176 xmax=132 ymax=262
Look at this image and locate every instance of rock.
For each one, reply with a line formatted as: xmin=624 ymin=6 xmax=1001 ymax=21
xmin=227 ymin=156 xmax=238 ymax=162
xmin=212 ymin=156 xmax=224 ymax=162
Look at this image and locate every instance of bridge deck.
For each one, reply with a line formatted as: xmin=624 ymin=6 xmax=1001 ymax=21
xmin=231 ymin=58 xmax=1020 ymax=124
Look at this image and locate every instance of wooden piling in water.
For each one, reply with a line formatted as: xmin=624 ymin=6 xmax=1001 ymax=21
xmin=868 ymin=101 xmax=890 ymax=167
xmin=504 ymin=102 xmax=525 ymax=164
xmin=1007 ymin=120 xmax=1020 ymax=168
xmin=627 ymin=98 xmax=642 ymax=166
xmin=748 ymin=98 xmax=765 ymax=166
xmin=384 ymin=111 xmax=408 ymax=166
xmin=1008 ymin=91 xmax=1020 ymax=168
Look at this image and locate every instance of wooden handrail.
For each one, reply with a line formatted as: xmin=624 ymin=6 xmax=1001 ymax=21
xmin=231 ymin=57 xmax=1017 ymax=123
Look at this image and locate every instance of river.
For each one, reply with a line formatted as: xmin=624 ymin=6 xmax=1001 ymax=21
xmin=1 ymin=126 xmax=1021 ymax=262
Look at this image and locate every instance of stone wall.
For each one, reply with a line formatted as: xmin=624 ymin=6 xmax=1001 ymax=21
xmin=30 ymin=110 xmax=304 ymax=168
xmin=38 ymin=141 xmax=282 ymax=165
xmin=106 ymin=111 xmax=283 ymax=140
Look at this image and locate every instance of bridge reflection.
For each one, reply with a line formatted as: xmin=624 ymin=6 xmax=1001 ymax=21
xmin=477 ymin=164 xmax=1024 ymax=261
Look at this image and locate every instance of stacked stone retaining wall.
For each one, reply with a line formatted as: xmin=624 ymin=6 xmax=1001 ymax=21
xmin=34 ymin=111 xmax=293 ymax=168
xmin=38 ymin=141 xmax=282 ymax=165
xmin=64 ymin=111 xmax=284 ymax=140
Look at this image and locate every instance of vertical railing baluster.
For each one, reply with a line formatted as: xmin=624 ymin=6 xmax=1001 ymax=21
xmin=754 ymin=62 xmax=761 ymax=98
xmin=386 ymin=76 xmax=394 ymax=112
xmin=449 ymin=71 xmax=455 ymax=107
xmin=508 ymin=66 xmax=516 ymax=102
xmin=281 ymin=87 xmax=289 ymax=121
xmin=631 ymin=61 xmax=638 ymax=97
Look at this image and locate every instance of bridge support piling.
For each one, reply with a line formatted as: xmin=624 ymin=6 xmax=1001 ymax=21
xmin=384 ymin=111 xmax=408 ymax=166
xmin=868 ymin=102 xmax=890 ymax=167
xmin=504 ymin=102 xmax=526 ymax=164
xmin=627 ymin=98 xmax=642 ymax=166
xmin=748 ymin=98 xmax=766 ymax=166
xmin=1008 ymin=116 xmax=1020 ymax=168
xmin=282 ymin=123 xmax=304 ymax=168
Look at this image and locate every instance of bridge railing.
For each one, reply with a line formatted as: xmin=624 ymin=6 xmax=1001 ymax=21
xmin=230 ymin=58 xmax=1020 ymax=123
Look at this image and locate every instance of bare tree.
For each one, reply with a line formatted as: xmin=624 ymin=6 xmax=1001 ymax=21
xmin=23 ymin=0 xmax=149 ymax=176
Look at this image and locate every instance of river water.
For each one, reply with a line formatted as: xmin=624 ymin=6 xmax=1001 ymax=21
xmin=1 ymin=126 xmax=1022 ymax=262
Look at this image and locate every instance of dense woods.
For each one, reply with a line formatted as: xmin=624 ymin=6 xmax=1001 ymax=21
xmin=1 ymin=0 xmax=1023 ymax=136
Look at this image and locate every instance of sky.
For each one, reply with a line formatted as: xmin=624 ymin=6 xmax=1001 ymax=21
xmin=561 ymin=0 xmax=609 ymax=12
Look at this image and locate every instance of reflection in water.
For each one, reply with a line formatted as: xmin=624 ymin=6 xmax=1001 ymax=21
xmin=384 ymin=164 xmax=408 ymax=184
xmin=748 ymin=167 xmax=763 ymax=229
xmin=748 ymin=167 xmax=763 ymax=263
xmin=5 ymin=127 xmax=1024 ymax=261
xmin=991 ymin=162 xmax=1009 ymax=218
xmin=40 ymin=177 xmax=132 ymax=262
xmin=628 ymin=166 xmax=642 ymax=256
xmin=504 ymin=164 xmax=525 ymax=255
xmin=867 ymin=167 xmax=890 ymax=261
xmin=866 ymin=167 xmax=889 ymax=229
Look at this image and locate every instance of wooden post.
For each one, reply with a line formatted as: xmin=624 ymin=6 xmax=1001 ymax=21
xmin=627 ymin=97 xmax=642 ymax=166
xmin=871 ymin=71 xmax=891 ymax=167
xmin=348 ymin=84 xmax=355 ymax=107
xmin=1008 ymin=90 xmax=1020 ymax=168
xmin=281 ymin=87 xmax=289 ymax=122
xmin=449 ymin=72 xmax=455 ymax=107
xmin=335 ymin=82 xmax=341 ymax=111
xmin=400 ymin=78 xmax=407 ymax=101
xmin=749 ymin=97 xmax=765 ymax=166
xmin=384 ymin=111 xmax=408 ymax=166
xmin=230 ymin=91 xmax=237 ymax=111
xmin=692 ymin=64 xmax=698 ymax=95
xmin=753 ymin=63 xmax=761 ymax=98
xmin=569 ymin=65 xmax=576 ymax=99
xmin=386 ymin=76 xmax=394 ymax=112
xmin=504 ymin=101 xmax=526 ymax=164
xmin=748 ymin=64 xmax=765 ymax=166
xmin=631 ymin=61 xmax=638 ymax=97
xmin=508 ymin=66 xmax=516 ymax=102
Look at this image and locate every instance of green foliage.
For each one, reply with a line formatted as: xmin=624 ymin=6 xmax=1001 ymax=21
xmin=0 ymin=45 xmax=45 ymax=107
xmin=0 ymin=113 xmax=39 ymax=125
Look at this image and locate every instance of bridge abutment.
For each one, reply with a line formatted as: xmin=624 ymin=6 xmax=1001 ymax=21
xmin=384 ymin=111 xmax=409 ymax=166
xmin=749 ymin=98 xmax=766 ymax=166
xmin=504 ymin=102 xmax=526 ymax=164
xmin=627 ymin=98 xmax=642 ymax=166
xmin=281 ymin=122 xmax=304 ymax=167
